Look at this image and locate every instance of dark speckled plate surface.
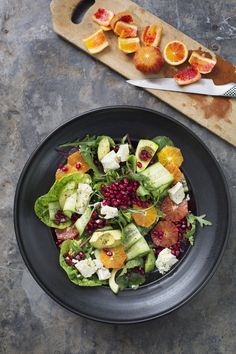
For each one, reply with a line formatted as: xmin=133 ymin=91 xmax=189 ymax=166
xmin=14 ymin=106 xmax=231 ymax=324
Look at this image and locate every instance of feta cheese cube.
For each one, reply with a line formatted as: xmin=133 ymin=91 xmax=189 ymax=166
xmin=76 ymin=183 xmax=93 ymax=214
xmin=168 ymin=182 xmax=185 ymax=205
xmin=100 ymin=205 xmax=119 ymax=219
xmin=97 ymin=267 xmax=111 ymax=280
xmin=116 ymin=144 xmax=129 ymax=162
xmin=101 ymin=150 xmax=120 ymax=172
xmin=155 ymin=248 xmax=178 ymax=275
xmin=75 ymin=259 xmax=97 ymax=278
xmin=93 ymin=259 xmax=103 ymax=269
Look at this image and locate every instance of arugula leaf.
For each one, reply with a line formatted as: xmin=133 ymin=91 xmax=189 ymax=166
xmin=79 ymin=145 xmax=101 ymax=175
xmin=152 ymin=136 xmax=174 ymax=151
xmin=185 ymin=213 xmax=212 ymax=245
xmin=195 ymin=214 xmax=212 ymax=227
xmin=59 ymin=135 xmax=98 ymax=148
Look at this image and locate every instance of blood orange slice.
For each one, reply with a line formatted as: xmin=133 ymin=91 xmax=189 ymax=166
xmin=141 ymin=23 xmax=163 ymax=47
xmin=161 ymin=196 xmax=188 ymax=222
xmin=188 ymin=51 xmax=216 ymax=74
xmin=55 ymin=226 xmax=78 ymax=241
xmin=100 ymin=245 xmax=127 ymax=269
xmin=118 ymin=37 xmax=140 ymax=53
xmin=174 ymin=65 xmax=201 ymax=85
xmin=163 ymin=40 xmax=188 ymax=66
xmin=82 ymin=29 xmax=109 ymax=54
xmin=132 ymin=204 xmax=158 ymax=228
xmin=114 ymin=21 xmax=138 ymax=38
xmin=151 ymin=221 xmax=178 ymax=247
xmin=92 ymin=8 xmax=114 ymax=27
xmin=110 ymin=12 xmax=133 ymax=29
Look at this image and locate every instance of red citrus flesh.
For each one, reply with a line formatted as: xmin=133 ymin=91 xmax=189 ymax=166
xmin=151 ymin=221 xmax=178 ymax=247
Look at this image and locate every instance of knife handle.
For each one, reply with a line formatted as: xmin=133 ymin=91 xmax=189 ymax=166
xmin=224 ymin=85 xmax=236 ymax=98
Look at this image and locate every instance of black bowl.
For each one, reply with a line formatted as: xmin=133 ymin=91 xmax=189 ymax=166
xmin=14 ymin=106 xmax=231 ymax=323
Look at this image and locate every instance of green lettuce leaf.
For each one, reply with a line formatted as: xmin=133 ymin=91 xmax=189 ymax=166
xmin=34 ymin=172 xmax=91 ymax=228
xmin=152 ymin=136 xmax=174 ymax=151
xmin=59 ymin=240 xmax=107 ymax=286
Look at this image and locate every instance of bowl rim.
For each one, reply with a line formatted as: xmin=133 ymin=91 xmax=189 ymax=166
xmin=14 ymin=105 xmax=231 ymax=323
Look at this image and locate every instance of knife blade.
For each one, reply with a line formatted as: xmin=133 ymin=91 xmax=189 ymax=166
xmin=127 ymin=78 xmax=236 ymax=98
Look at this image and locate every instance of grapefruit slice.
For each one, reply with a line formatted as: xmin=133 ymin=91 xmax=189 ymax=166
xmin=161 ymin=197 xmax=188 ymax=222
xmin=188 ymin=51 xmax=216 ymax=74
xmin=151 ymin=221 xmax=178 ymax=247
xmin=83 ymin=29 xmax=109 ymax=54
xmin=92 ymin=8 xmax=114 ymax=27
xmin=118 ymin=37 xmax=140 ymax=53
xmin=132 ymin=204 xmax=158 ymax=228
xmin=163 ymin=40 xmax=188 ymax=66
xmin=141 ymin=23 xmax=163 ymax=47
xmin=114 ymin=21 xmax=138 ymax=38
xmin=158 ymin=146 xmax=184 ymax=167
xmin=100 ymin=245 xmax=127 ymax=269
xmin=174 ymin=65 xmax=201 ymax=85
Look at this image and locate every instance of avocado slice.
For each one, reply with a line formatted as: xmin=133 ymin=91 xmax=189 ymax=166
xmin=59 ymin=181 xmax=77 ymax=209
xmin=90 ymin=230 xmax=122 ymax=249
xmin=135 ymin=139 xmax=158 ymax=172
xmin=109 ymin=269 xmax=119 ymax=294
xmin=144 ymin=250 xmax=156 ymax=273
xmin=97 ymin=136 xmax=110 ymax=161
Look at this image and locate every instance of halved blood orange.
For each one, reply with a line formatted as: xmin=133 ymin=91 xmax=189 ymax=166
xmin=114 ymin=21 xmax=138 ymax=38
xmin=132 ymin=204 xmax=158 ymax=228
xmin=141 ymin=23 xmax=163 ymax=47
xmin=188 ymin=51 xmax=216 ymax=74
xmin=151 ymin=221 xmax=178 ymax=247
xmin=158 ymin=146 xmax=184 ymax=167
xmin=163 ymin=40 xmax=188 ymax=66
xmin=161 ymin=196 xmax=188 ymax=222
xmin=118 ymin=37 xmax=140 ymax=53
xmin=165 ymin=162 xmax=183 ymax=182
xmin=100 ymin=245 xmax=127 ymax=269
xmin=110 ymin=11 xmax=133 ymax=29
xmin=92 ymin=8 xmax=114 ymax=27
xmin=174 ymin=65 xmax=201 ymax=85
xmin=82 ymin=29 xmax=109 ymax=54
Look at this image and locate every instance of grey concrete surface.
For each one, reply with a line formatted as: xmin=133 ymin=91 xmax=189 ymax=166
xmin=0 ymin=0 xmax=235 ymax=353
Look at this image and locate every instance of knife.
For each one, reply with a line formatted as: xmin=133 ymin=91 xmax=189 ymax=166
xmin=127 ymin=78 xmax=236 ymax=98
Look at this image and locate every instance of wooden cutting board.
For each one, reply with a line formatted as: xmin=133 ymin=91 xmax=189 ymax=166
xmin=50 ymin=0 xmax=236 ymax=147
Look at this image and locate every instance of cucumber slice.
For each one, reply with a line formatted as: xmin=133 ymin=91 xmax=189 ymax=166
xmin=109 ymin=269 xmax=119 ymax=294
xmin=127 ymin=237 xmax=150 ymax=260
xmin=144 ymin=250 xmax=156 ymax=273
xmin=48 ymin=201 xmax=60 ymax=220
xmin=75 ymin=207 xmax=92 ymax=236
xmin=123 ymin=223 xmax=142 ymax=250
xmin=141 ymin=162 xmax=174 ymax=189
xmin=63 ymin=192 xmax=77 ymax=218
xmin=59 ymin=181 xmax=77 ymax=209
xmin=97 ymin=136 xmax=110 ymax=161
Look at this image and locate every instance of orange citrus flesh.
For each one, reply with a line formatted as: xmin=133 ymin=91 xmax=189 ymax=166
xmin=158 ymin=146 xmax=184 ymax=168
xmin=164 ymin=40 xmax=188 ymax=65
xmin=83 ymin=29 xmax=108 ymax=54
xmin=132 ymin=204 xmax=158 ymax=228
xmin=100 ymin=245 xmax=127 ymax=269
xmin=92 ymin=8 xmax=114 ymax=27
xmin=55 ymin=151 xmax=90 ymax=180
xmin=188 ymin=52 xmax=216 ymax=74
xmin=165 ymin=162 xmax=183 ymax=182
xmin=118 ymin=37 xmax=140 ymax=53
xmin=142 ymin=23 xmax=163 ymax=47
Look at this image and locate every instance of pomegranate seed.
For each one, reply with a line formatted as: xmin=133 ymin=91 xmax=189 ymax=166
xmin=76 ymin=163 xmax=81 ymax=170
xmin=175 ymin=250 xmax=180 ymax=257
xmin=62 ymin=166 xmax=68 ymax=172
xmin=137 ymin=161 xmax=142 ymax=168
xmin=58 ymin=163 xmax=64 ymax=169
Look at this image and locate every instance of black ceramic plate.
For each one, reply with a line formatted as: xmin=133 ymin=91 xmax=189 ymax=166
xmin=14 ymin=106 xmax=230 ymax=324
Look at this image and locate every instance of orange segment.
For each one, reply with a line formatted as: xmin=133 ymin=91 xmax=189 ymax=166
xmin=132 ymin=204 xmax=158 ymax=228
xmin=141 ymin=23 xmax=163 ymax=47
xmin=67 ymin=151 xmax=90 ymax=173
xmin=83 ymin=29 xmax=109 ymax=54
xmin=55 ymin=164 xmax=78 ymax=180
xmin=114 ymin=21 xmax=138 ymax=38
xmin=100 ymin=245 xmax=127 ymax=269
xmin=165 ymin=162 xmax=183 ymax=182
xmin=163 ymin=40 xmax=188 ymax=66
xmin=158 ymin=146 xmax=184 ymax=167
xmin=188 ymin=51 xmax=216 ymax=74
xmin=118 ymin=37 xmax=140 ymax=53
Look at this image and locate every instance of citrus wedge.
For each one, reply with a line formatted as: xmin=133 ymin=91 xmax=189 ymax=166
xmin=114 ymin=21 xmax=138 ymax=38
xmin=158 ymin=146 xmax=184 ymax=167
xmin=163 ymin=40 xmax=188 ymax=66
xmin=92 ymin=8 xmax=114 ymax=27
xmin=83 ymin=29 xmax=109 ymax=54
xmin=188 ymin=51 xmax=216 ymax=74
xmin=141 ymin=23 xmax=163 ymax=47
xmin=174 ymin=65 xmax=201 ymax=86
xmin=110 ymin=12 xmax=133 ymax=29
xmin=132 ymin=204 xmax=158 ymax=228
xmin=118 ymin=37 xmax=140 ymax=53
xmin=100 ymin=245 xmax=127 ymax=269
xmin=165 ymin=162 xmax=183 ymax=182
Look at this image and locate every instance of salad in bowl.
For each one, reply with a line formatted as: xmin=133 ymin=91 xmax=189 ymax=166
xmin=34 ymin=134 xmax=211 ymax=294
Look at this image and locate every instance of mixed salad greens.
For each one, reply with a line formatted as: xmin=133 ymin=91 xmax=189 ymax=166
xmin=34 ymin=134 xmax=211 ymax=293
